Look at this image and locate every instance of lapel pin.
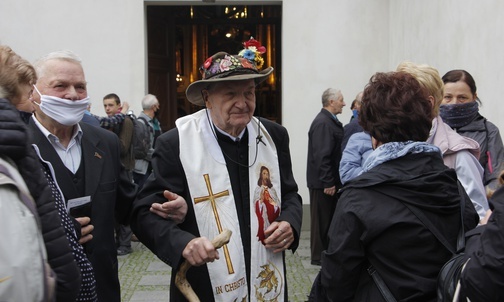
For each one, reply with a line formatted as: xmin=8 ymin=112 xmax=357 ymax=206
xmin=94 ymin=152 xmax=102 ymax=159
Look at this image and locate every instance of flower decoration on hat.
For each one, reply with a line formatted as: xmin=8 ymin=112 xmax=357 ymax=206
xmin=199 ymin=37 xmax=267 ymax=80
xmin=188 ymin=38 xmax=273 ymax=106
xmin=239 ymin=37 xmax=266 ymax=69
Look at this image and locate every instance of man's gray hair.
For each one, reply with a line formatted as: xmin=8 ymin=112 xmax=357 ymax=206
xmin=321 ymin=88 xmax=342 ymax=107
xmin=141 ymin=94 xmax=158 ymax=110
xmin=33 ymin=50 xmax=82 ymax=80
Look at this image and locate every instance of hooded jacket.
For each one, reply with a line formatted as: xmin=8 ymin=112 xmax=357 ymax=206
xmin=428 ymin=116 xmax=489 ymax=220
xmin=454 ymin=113 xmax=504 ymax=190
xmin=320 ymin=151 xmax=479 ymax=302
xmin=428 ymin=116 xmax=480 ymax=163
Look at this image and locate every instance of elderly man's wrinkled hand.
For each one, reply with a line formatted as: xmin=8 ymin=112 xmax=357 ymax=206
xmin=150 ymin=190 xmax=188 ymax=224
xmin=264 ymin=221 xmax=293 ymax=253
xmin=182 ymin=237 xmax=219 ymax=266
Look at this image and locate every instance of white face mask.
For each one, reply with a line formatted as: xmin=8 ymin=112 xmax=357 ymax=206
xmin=33 ymin=85 xmax=90 ymax=126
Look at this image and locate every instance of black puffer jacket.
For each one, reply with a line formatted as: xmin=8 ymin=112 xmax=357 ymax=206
xmin=0 ymin=99 xmax=81 ymax=301
xmin=460 ymin=185 xmax=504 ymax=301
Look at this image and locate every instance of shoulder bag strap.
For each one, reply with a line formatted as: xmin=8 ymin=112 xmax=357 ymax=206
xmin=367 ymin=265 xmax=398 ymax=302
xmin=137 ymin=116 xmax=149 ymax=126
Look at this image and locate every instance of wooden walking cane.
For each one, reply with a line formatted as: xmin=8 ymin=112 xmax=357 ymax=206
xmin=175 ymin=229 xmax=232 ymax=302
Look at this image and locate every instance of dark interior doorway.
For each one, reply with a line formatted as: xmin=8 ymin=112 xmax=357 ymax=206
xmin=146 ymin=4 xmax=282 ymax=131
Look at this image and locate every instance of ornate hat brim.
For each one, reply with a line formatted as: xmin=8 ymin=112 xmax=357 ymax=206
xmin=185 ymin=67 xmax=273 ymax=106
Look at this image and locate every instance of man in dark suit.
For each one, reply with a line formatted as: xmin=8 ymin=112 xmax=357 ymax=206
xmin=306 ymin=88 xmax=345 ymax=265
xmin=27 ymin=50 xmax=136 ymax=302
xmin=131 ymin=40 xmax=303 ymax=301
xmin=28 ymin=50 xmax=187 ymax=302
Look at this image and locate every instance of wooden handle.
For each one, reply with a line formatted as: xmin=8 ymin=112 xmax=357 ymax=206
xmin=175 ymin=229 xmax=232 ymax=302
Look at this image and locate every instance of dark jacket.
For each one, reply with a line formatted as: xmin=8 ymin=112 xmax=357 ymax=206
xmin=454 ymin=114 xmax=504 ymax=189
xmin=81 ymin=112 xmax=100 ymax=127
xmin=131 ymin=118 xmax=303 ymax=302
xmin=341 ymin=118 xmax=364 ymax=152
xmin=460 ymin=185 xmax=504 ymax=301
xmin=320 ymin=152 xmax=479 ymax=302
xmin=0 ymin=99 xmax=81 ymax=301
xmin=28 ymin=118 xmax=138 ymax=302
xmin=307 ymin=109 xmax=344 ymax=189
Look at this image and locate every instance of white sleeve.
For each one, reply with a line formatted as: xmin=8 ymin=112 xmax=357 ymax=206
xmin=454 ymin=150 xmax=489 ymax=220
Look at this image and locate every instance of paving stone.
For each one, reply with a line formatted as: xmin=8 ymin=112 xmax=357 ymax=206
xmin=296 ymin=247 xmax=312 ymax=258
xmin=119 ymin=232 xmax=318 ymax=302
xmin=146 ymin=260 xmax=172 ymax=272
xmin=138 ymin=275 xmax=171 ymax=286
xmin=129 ymin=290 xmax=170 ymax=301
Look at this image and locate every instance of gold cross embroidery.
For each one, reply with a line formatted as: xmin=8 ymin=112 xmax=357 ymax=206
xmin=194 ymin=173 xmax=235 ymax=274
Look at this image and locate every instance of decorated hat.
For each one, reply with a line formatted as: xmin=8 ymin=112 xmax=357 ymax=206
xmin=186 ymin=37 xmax=274 ymax=106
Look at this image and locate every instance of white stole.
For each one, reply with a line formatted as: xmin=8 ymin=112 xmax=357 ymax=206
xmin=177 ymin=109 xmax=285 ymax=302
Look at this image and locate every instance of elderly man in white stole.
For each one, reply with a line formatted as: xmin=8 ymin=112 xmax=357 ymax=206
xmin=131 ymin=38 xmax=303 ymax=302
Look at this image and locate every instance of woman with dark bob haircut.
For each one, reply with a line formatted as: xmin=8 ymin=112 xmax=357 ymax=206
xmin=359 ymin=72 xmax=433 ymax=144
xmin=312 ymin=72 xmax=478 ymax=301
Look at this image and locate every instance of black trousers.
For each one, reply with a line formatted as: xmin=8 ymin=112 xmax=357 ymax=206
xmin=309 ymin=188 xmax=338 ymax=263
xmin=115 ymin=223 xmax=132 ymax=248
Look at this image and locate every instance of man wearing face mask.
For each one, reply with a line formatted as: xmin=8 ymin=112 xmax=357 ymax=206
xmin=25 ymin=50 xmax=144 ymax=302
xmin=132 ymin=93 xmax=163 ymax=188
xmin=27 ymin=50 xmax=136 ymax=302
xmin=28 ymin=50 xmax=188 ymax=301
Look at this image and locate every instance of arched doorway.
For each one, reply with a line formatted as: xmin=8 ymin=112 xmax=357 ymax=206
xmin=146 ymin=4 xmax=282 ymax=130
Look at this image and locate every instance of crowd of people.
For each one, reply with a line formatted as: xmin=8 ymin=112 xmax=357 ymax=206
xmin=1 ymin=38 xmax=503 ymax=302
xmin=308 ymin=63 xmax=504 ymax=301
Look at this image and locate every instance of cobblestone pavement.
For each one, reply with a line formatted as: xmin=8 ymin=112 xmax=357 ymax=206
xmin=118 ymin=230 xmax=320 ymax=302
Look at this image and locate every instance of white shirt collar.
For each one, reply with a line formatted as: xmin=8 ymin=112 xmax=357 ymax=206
xmin=32 ymin=115 xmax=83 ymax=143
